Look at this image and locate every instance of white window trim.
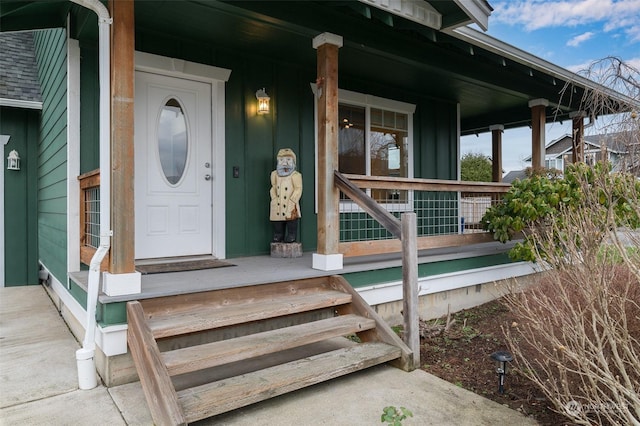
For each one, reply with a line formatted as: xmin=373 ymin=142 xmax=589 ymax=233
xmin=1 ymin=135 xmax=7 ymax=287
xmin=68 ymin=36 xmax=81 ymax=276
xmin=310 ymin=84 xmax=416 ymax=214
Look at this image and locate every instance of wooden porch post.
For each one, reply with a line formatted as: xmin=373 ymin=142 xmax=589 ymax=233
xmin=528 ymin=99 xmax=548 ymax=170
xmin=312 ymin=33 xmax=343 ymax=271
xmin=570 ymin=111 xmax=586 ymax=164
xmin=103 ymin=0 xmax=140 ymax=295
xmin=401 ymin=212 xmax=419 ymax=369
xmin=489 ymin=124 xmax=504 ymax=182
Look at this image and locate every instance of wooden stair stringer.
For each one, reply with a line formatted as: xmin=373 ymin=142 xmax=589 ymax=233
xmin=127 ymin=301 xmax=187 ymax=426
xmin=328 ymin=275 xmax=414 ymax=371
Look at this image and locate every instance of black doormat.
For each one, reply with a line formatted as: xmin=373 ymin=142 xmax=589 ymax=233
xmin=136 ymin=259 xmax=235 ymax=275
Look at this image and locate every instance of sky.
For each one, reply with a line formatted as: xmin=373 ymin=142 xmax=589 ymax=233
xmin=460 ymin=0 xmax=640 ymax=174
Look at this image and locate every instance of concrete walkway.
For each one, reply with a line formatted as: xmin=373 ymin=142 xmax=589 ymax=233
xmin=0 ymin=286 xmax=538 ymax=425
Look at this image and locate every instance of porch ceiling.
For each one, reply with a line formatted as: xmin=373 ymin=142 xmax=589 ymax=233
xmin=135 ymin=0 xmax=586 ymax=134
xmin=1 ymin=0 xmax=606 ymax=135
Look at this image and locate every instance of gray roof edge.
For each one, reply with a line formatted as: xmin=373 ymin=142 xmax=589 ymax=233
xmin=0 ymin=98 xmax=43 ymax=110
xmin=448 ymin=26 xmax=638 ymax=108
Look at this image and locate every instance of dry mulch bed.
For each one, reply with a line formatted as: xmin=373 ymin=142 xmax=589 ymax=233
xmin=419 ymin=299 xmax=570 ymax=425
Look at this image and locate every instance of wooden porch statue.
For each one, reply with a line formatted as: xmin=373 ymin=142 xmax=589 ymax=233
xmin=270 ymin=148 xmax=302 ymax=244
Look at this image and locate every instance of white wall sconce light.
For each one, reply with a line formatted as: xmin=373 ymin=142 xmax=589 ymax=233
xmin=7 ymin=150 xmax=20 ymax=171
xmin=256 ymin=88 xmax=270 ymax=115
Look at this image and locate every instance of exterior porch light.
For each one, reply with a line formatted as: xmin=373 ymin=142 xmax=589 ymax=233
xmin=490 ymin=350 xmax=513 ymax=394
xmin=7 ymin=149 xmax=20 ymax=171
xmin=256 ymin=88 xmax=270 ymax=115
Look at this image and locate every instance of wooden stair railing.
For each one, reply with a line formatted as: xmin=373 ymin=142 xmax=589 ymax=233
xmin=127 ymin=275 xmax=412 ymax=425
xmin=334 ymin=170 xmax=421 ymax=370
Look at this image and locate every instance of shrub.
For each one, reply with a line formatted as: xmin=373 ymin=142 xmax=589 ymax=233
xmin=482 ymin=162 xmax=640 ymax=262
xmin=500 ymin=164 xmax=640 ymax=425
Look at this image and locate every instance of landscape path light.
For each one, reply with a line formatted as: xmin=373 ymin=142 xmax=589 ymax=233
xmin=490 ymin=350 xmax=513 ymax=394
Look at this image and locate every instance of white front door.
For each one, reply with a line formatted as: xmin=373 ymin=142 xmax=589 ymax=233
xmin=135 ymin=71 xmax=213 ymax=259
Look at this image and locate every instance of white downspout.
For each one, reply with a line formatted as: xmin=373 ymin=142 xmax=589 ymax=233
xmin=70 ymin=0 xmax=112 ymax=390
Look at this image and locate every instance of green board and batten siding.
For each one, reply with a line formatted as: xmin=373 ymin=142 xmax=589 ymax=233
xmin=137 ymin=32 xmax=459 ymax=257
xmin=2 ymin=107 xmax=39 ymax=286
xmin=79 ymin=44 xmax=100 ymax=174
xmin=33 ymin=29 xmax=69 ymax=286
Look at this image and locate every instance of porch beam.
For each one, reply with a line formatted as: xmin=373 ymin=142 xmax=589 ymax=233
xmin=570 ymin=111 xmax=586 ymax=164
xmin=109 ymin=0 xmax=135 ymax=274
xmin=528 ymin=98 xmax=548 ymax=170
xmin=312 ymin=33 xmax=343 ymax=271
xmin=489 ymin=124 xmax=503 ymax=182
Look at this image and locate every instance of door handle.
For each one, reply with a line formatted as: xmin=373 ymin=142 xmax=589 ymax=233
xmin=204 ymin=174 xmax=212 ymax=181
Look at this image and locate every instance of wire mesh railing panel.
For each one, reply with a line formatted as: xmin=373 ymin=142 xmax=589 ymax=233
xmin=415 ymin=191 xmax=459 ymax=236
xmin=338 ymin=187 xmax=504 ymax=243
xmin=339 ymin=209 xmax=397 ymax=242
xmin=460 ymin=193 xmax=498 ymax=233
xmin=84 ymin=186 xmax=100 ymax=249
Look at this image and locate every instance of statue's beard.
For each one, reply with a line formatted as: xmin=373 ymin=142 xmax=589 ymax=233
xmin=277 ymin=163 xmax=295 ymax=177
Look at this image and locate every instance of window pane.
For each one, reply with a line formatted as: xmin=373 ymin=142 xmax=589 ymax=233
xmin=370 ymin=108 xmax=383 ymax=127
xmin=396 ymin=113 xmax=407 ymax=130
xmin=158 ymin=98 xmax=188 ymax=185
xmin=370 ymin=109 xmax=409 ymax=202
xmin=338 ymin=104 xmax=366 ymax=175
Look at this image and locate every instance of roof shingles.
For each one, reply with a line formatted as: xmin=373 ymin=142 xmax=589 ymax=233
xmin=0 ymin=31 xmax=42 ymax=103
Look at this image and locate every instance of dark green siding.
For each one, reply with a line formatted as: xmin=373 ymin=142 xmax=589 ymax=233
xmin=137 ymin=29 xmax=458 ymax=258
xmin=33 ymin=29 xmax=68 ymax=283
xmin=79 ymin=43 xmax=100 ymax=174
xmin=2 ymin=107 xmax=40 ymax=286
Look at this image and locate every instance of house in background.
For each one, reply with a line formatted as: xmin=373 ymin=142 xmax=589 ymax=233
xmin=502 ymin=169 xmax=528 ymax=184
xmin=2 ymin=1 xmax=635 ymax=418
xmin=0 ymin=31 xmax=41 ymax=287
xmin=524 ymin=131 xmax=638 ymax=174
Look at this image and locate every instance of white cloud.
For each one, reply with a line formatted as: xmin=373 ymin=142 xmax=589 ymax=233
xmin=627 ymin=57 xmax=640 ymax=70
xmin=492 ymin=0 xmax=640 ymax=36
xmin=567 ymin=31 xmax=595 ymax=46
xmin=565 ymin=60 xmax=594 ymax=73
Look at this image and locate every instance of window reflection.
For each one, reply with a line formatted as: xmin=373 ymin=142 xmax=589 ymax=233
xmin=338 ymin=104 xmax=366 ymax=175
xmin=337 ymin=104 xmax=410 ymax=203
xmin=158 ymin=98 xmax=188 ymax=185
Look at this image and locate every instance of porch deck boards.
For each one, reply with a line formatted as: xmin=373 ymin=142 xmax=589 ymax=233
xmin=68 ymin=241 xmax=516 ymax=304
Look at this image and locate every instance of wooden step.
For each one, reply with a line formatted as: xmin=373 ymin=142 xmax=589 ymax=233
xmin=177 ymin=342 xmax=401 ymax=423
xmin=128 ymin=276 xmax=414 ymax=425
xmin=147 ymin=290 xmax=353 ymax=339
xmin=140 ymin=276 xmax=335 ymax=317
xmin=162 ymin=314 xmax=376 ymax=376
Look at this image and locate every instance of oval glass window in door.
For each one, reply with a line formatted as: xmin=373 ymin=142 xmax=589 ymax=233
xmin=158 ymin=98 xmax=188 ymax=185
